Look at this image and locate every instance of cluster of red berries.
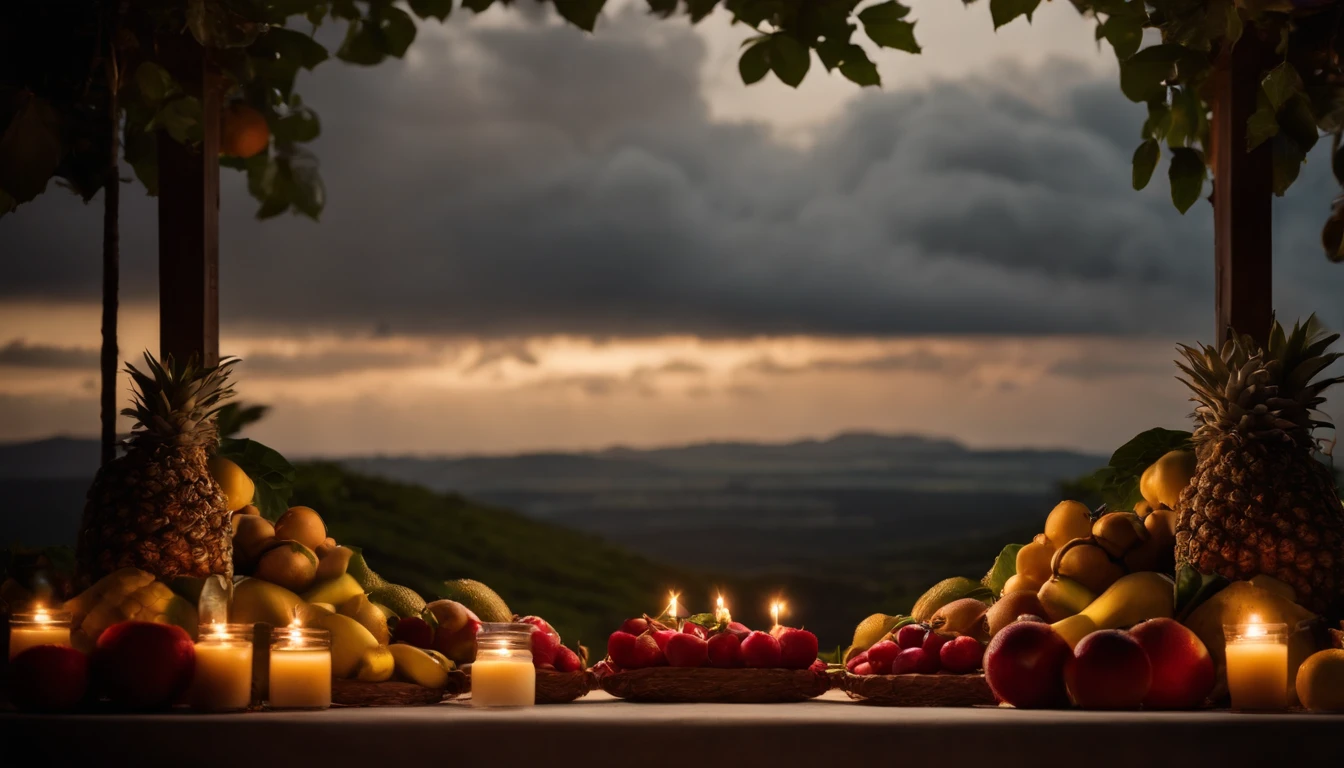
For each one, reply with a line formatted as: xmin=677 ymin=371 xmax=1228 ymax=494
xmin=845 ymin=623 xmax=983 ymax=676
xmin=604 ymin=617 xmax=824 ymax=672
xmin=516 ymin=615 xmax=584 ymax=672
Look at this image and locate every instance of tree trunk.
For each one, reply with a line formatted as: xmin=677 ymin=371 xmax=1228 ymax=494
xmin=99 ymin=32 xmax=120 ymax=466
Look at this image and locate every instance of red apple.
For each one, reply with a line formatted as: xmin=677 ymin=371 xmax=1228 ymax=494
xmin=681 ymin=622 xmax=709 ymax=640
xmin=1129 ymin=618 xmax=1215 ymax=710
xmin=725 ymin=621 xmax=752 ymax=638
xmin=521 ymin=620 xmax=561 ymax=666
xmin=707 ymin=632 xmax=743 ymax=668
xmin=844 ymin=650 xmax=868 ymax=673
xmin=392 ymin=616 xmax=434 ymax=649
xmin=92 ymin=621 xmax=195 ymax=709
xmin=652 ymin=629 xmax=678 ymax=653
xmin=629 ymin=633 xmax=665 ymax=668
xmin=9 ymin=645 xmax=88 ymax=711
xmin=939 ymin=635 xmax=984 ymax=674
xmin=608 ymin=631 xmax=639 ymax=668
xmin=619 ymin=617 xmax=650 ymax=636
xmin=777 ymin=628 xmax=819 ymax=670
xmin=895 ymin=624 xmax=927 ymax=650
xmin=1065 ymin=630 xmax=1151 ymax=710
xmin=741 ymin=631 xmax=782 ymax=668
xmin=666 ymin=633 xmax=709 ymax=668
xmin=554 ymin=645 xmax=583 ymax=673
xmin=892 ymin=647 xmax=936 ymax=674
xmin=865 ymin=640 xmax=900 ymax=674
xmin=516 ymin=615 xmax=557 ymax=638
xmin=983 ymin=621 xmax=1071 ymax=708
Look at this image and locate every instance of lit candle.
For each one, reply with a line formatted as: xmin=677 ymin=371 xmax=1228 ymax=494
xmin=666 ymin=592 xmax=680 ymax=620
xmin=1224 ymin=617 xmax=1289 ymax=711
xmin=8 ymin=608 xmax=72 ymax=660
xmin=189 ymin=623 xmax=253 ymax=712
xmin=714 ymin=594 xmax=731 ymax=624
xmin=771 ymin=600 xmax=786 ymax=629
xmin=268 ymin=623 xmax=331 ymax=710
xmin=472 ymin=623 xmax=535 ymax=708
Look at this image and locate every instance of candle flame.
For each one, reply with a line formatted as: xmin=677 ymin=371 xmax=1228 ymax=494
xmin=771 ymin=600 xmax=786 ymax=627
xmin=667 ymin=592 xmax=679 ymax=619
xmin=714 ymin=594 xmax=731 ymax=624
xmin=34 ymin=607 xmax=50 ymax=624
xmin=1247 ymin=614 xmax=1266 ymax=638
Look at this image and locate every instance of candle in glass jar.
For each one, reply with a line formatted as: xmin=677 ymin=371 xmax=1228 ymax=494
xmin=189 ymin=624 xmax=253 ymax=712
xmin=1224 ymin=619 xmax=1289 ymax=711
xmin=268 ymin=625 xmax=331 ymax=710
xmin=472 ymin=623 xmax=535 ymax=708
xmin=8 ymin=609 xmax=72 ymax=660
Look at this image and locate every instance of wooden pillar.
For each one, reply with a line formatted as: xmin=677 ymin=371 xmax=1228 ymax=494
xmin=1210 ymin=29 xmax=1274 ymax=347
xmin=157 ymin=38 xmax=221 ymax=367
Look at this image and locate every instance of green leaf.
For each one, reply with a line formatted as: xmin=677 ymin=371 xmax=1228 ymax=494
xmin=408 ymin=0 xmax=454 ymax=20
xmin=1174 ymin=564 xmax=1228 ymax=621
xmin=554 ymin=0 xmax=606 ymax=31
xmin=274 ymin=107 xmax=321 ymax=144
xmin=983 ymin=543 xmax=1024 ymax=596
xmin=154 ymin=97 xmax=203 ymax=145
xmin=217 ymin=437 xmax=296 ymax=521
xmin=1271 ymin=133 xmax=1306 ymax=196
xmin=1277 ymin=93 xmax=1319 ymax=154
xmin=135 ymin=63 xmax=174 ymax=107
xmin=337 ymin=7 xmax=418 ymax=64
xmin=989 ymin=0 xmax=1041 ymax=29
xmin=1225 ymin=4 xmax=1243 ymax=44
xmin=770 ymin=35 xmax=810 ymax=88
xmin=686 ymin=0 xmax=717 ymax=22
xmin=1119 ymin=44 xmax=1181 ymax=103
xmin=1143 ymin=100 xmax=1171 ymax=140
xmin=646 ymin=0 xmax=678 ymax=17
xmin=263 ymin=28 xmax=330 ymax=71
xmin=1166 ymin=87 xmax=1199 ymax=147
xmin=0 ymin=94 xmax=63 ymax=204
xmin=380 ymin=7 xmax=418 ymax=57
xmin=1101 ymin=12 xmax=1143 ymax=60
xmin=738 ymin=38 xmax=771 ymax=85
xmin=1246 ymin=101 xmax=1279 ymax=151
xmin=187 ymin=0 xmax=264 ymax=48
xmin=860 ymin=3 xmax=920 ymax=53
xmin=462 ymin=0 xmax=493 ymax=11
xmin=1262 ymin=61 xmax=1303 ymax=112
xmin=1098 ymin=427 xmax=1193 ymax=506
xmin=1132 ymin=139 xmax=1159 ymax=190
xmin=1168 ymin=146 xmax=1205 ymax=213
xmin=838 ymin=49 xmax=880 ymax=87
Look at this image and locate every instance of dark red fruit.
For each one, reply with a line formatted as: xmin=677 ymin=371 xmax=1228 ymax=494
xmin=619 ymin=618 xmax=650 ymax=635
xmin=921 ymin=630 xmax=949 ymax=659
xmin=554 ymin=645 xmax=583 ymax=673
xmin=844 ymin=650 xmax=868 ymax=673
xmin=629 ymin=633 xmax=666 ymax=668
xmin=608 ymin=631 xmax=639 ymax=668
xmin=681 ymin=622 xmax=709 ymax=640
xmin=536 ymin=662 xmax=556 ymax=671
xmin=983 ymin=621 xmax=1071 ymax=709
xmin=895 ymin=624 xmax=927 ymax=650
xmin=392 ymin=617 xmax=434 ymax=649
xmin=939 ymin=635 xmax=984 ymax=674
xmin=652 ymin=629 xmax=678 ymax=652
xmin=741 ymin=631 xmax=782 ymax=668
xmin=9 ymin=645 xmax=88 ymax=712
xmin=851 ymin=662 xmax=873 ymax=675
xmin=707 ymin=632 xmax=743 ymax=668
xmin=92 ymin=621 xmax=196 ymax=709
xmin=777 ymin=628 xmax=819 ymax=670
xmin=666 ymin=633 xmax=709 ymax=668
xmin=525 ymin=624 xmax=561 ymax=666
xmin=893 ymin=647 xmax=936 ymax=674
xmin=808 ymin=658 xmax=828 ymax=674
xmin=725 ymin=621 xmax=751 ymax=638
xmin=866 ymin=640 xmax=900 ymax=674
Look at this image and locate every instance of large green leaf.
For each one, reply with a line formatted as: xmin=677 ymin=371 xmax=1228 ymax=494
xmin=859 ymin=2 xmax=919 ymax=53
xmin=769 ymin=35 xmax=810 ymax=88
xmin=1271 ymin=133 xmax=1306 ymax=196
xmin=738 ymin=38 xmax=771 ymax=85
xmin=0 ymin=95 xmax=63 ymax=204
xmin=983 ymin=543 xmax=1025 ymax=596
xmin=217 ymin=437 xmax=296 ymax=521
xmin=1132 ymin=139 xmax=1159 ymax=190
xmin=1262 ymin=61 xmax=1304 ymax=112
xmin=1168 ymin=146 xmax=1205 ymax=213
xmin=1101 ymin=10 xmax=1144 ymax=60
xmin=554 ymin=0 xmax=606 ymax=31
xmin=408 ymin=0 xmax=454 ymax=20
xmin=989 ymin=0 xmax=1041 ymax=29
xmin=274 ymin=107 xmax=321 ymax=144
xmin=1119 ymin=44 xmax=1182 ymax=103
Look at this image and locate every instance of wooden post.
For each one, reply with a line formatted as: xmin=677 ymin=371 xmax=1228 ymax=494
xmin=1211 ymin=29 xmax=1274 ymax=347
xmin=157 ymin=37 xmax=221 ymax=367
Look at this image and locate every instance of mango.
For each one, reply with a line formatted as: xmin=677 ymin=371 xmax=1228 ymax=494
xmin=231 ymin=578 xmax=303 ymax=627
xmin=354 ymin=645 xmax=395 ymax=683
xmin=302 ymin=573 xmax=365 ymax=607
xmin=315 ymin=613 xmax=380 ymax=679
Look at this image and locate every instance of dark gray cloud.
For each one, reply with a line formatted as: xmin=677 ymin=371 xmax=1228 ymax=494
xmin=743 ymin=349 xmax=961 ymax=376
xmin=0 ymin=340 xmax=99 ymax=368
xmin=2 ymin=8 xmax=1342 ymax=338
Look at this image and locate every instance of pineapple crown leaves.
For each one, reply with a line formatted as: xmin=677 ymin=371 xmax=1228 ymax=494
xmin=120 ymin=352 xmax=240 ymax=446
xmin=1175 ymin=316 xmax=1344 ymax=445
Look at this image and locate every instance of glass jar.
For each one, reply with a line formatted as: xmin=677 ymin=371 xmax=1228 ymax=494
xmin=190 ymin=623 xmax=254 ymax=712
xmin=471 ymin=622 xmax=535 ymax=708
xmin=269 ymin=627 xmax=331 ymax=710
xmin=8 ymin=609 xmax=72 ymax=660
xmin=1224 ymin=622 xmax=1289 ymax=711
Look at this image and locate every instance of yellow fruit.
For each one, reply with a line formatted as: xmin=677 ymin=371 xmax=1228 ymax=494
xmin=1015 ymin=541 xmax=1055 ymax=584
xmin=1044 ymin=501 xmax=1093 ymax=549
xmin=1053 ymin=540 xmax=1125 ymax=595
xmin=389 ymin=643 xmax=450 ymax=689
xmin=230 ymin=577 xmax=303 ymax=626
xmin=254 ymin=541 xmax=319 ymax=593
xmin=1248 ymin=574 xmax=1297 ymax=602
xmin=315 ymin=613 xmax=380 ymax=679
xmin=275 ymin=506 xmax=327 ymax=552
xmin=1092 ymin=512 xmax=1147 ymax=559
xmin=340 ymin=593 xmax=390 ymax=645
xmin=1036 ymin=577 xmax=1096 ymax=622
xmin=1002 ymin=573 xmax=1043 ymax=595
xmin=849 ymin=613 xmax=906 ymax=654
xmin=1296 ymin=650 xmax=1344 ymax=712
xmin=1134 ymin=500 xmax=1153 ymax=518
xmin=302 ymin=573 xmax=365 ymax=607
xmin=1051 ymin=571 xmax=1175 ymax=648
xmin=231 ymin=515 xmax=275 ymax=572
xmin=316 ymin=546 xmax=354 ymax=582
xmin=1182 ymin=580 xmax=1318 ymax=700
xmin=294 ymin=602 xmax=335 ymax=625
xmin=64 ymin=568 xmax=198 ymax=649
xmin=909 ymin=577 xmax=991 ymax=623
xmin=207 ymin=456 xmax=254 ymax=512
xmin=1139 ymin=450 xmax=1195 ymax=509
xmin=425 ymin=648 xmax=455 ymax=673
xmin=355 ymin=645 xmax=395 ymax=682
xmin=1032 ymin=533 xmax=1055 ymax=552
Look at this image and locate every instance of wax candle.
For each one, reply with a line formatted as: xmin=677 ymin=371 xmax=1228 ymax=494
xmin=1224 ymin=619 xmax=1289 ymax=711
xmin=268 ymin=626 xmax=331 ymax=710
xmin=714 ymin=595 xmax=731 ymax=624
xmin=189 ymin=624 xmax=253 ymax=712
xmin=8 ymin=609 xmax=72 ymax=660
xmin=472 ymin=622 xmax=535 ymax=708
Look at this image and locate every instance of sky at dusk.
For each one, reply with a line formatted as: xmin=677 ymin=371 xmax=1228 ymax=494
xmin=3 ymin=1 xmax=1344 ymax=456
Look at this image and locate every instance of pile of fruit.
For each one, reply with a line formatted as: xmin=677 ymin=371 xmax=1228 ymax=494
xmin=843 ymin=620 xmax=984 ymax=677
xmin=603 ymin=614 xmax=822 ymax=673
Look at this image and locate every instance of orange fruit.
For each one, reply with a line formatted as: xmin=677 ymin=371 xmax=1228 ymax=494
xmin=220 ymin=103 xmax=269 ymax=158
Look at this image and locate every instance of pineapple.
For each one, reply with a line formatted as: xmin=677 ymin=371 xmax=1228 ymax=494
xmin=1174 ymin=317 xmax=1344 ymax=614
xmin=77 ymin=353 xmax=239 ymax=583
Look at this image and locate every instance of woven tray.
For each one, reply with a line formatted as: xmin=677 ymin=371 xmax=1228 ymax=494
xmin=331 ymin=671 xmax=468 ymax=707
xmin=535 ymin=669 xmax=596 ymax=704
xmin=599 ymin=667 xmax=831 ymax=703
xmin=839 ymin=671 xmax=997 ymax=707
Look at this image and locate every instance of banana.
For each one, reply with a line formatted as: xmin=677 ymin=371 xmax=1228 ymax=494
xmin=355 ymin=645 xmax=395 ymax=682
xmin=389 ymin=644 xmax=450 ymax=688
xmin=339 ymin=593 xmax=390 ymax=645
xmin=424 ymin=648 xmax=456 ymax=673
xmin=315 ymin=613 xmax=380 ymax=678
xmin=1051 ymin=571 xmax=1175 ymax=648
xmin=1036 ymin=577 xmax=1096 ymax=622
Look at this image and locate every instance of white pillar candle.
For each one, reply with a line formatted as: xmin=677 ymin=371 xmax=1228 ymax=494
xmin=8 ymin=609 xmax=72 ymax=660
xmin=1224 ymin=620 xmax=1289 ymax=711
xmin=269 ymin=626 xmax=331 ymax=710
xmin=189 ymin=624 xmax=253 ymax=712
xmin=472 ymin=623 xmax=536 ymax=708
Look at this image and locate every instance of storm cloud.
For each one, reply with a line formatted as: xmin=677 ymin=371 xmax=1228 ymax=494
xmin=2 ymin=8 xmax=1342 ymax=338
